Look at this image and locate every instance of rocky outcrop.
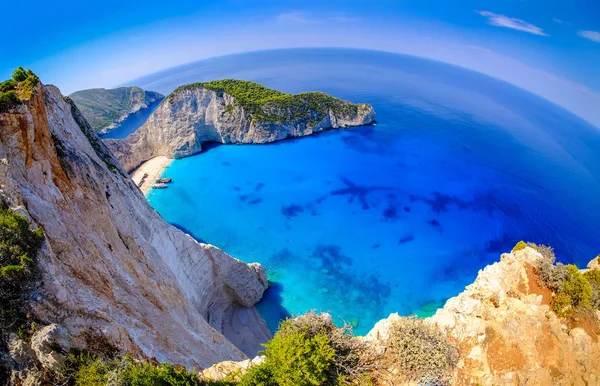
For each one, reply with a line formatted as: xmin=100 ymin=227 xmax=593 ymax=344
xmin=0 ymin=81 xmax=270 ymax=370
xmin=366 ymin=248 xmax=600 ymax=385
xmin=105 ymin=84 xmax=376 ymax=172
xmin=69 ymin=86 xmax=164 ymax=134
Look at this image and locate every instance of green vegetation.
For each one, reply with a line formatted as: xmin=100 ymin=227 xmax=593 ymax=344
xmin=58 ymin=351 xmax=230 ymax=386
xmin=170 ymin=80 xmax=363 ymax=123
xmin=512 ymin=240 xmax=528 ymax=252
xmin=235 ymin=312 xmax=373 ymax=386
xmin=0 ymin=67 xmax=39 ymax=113
xmin=69 ymin=87 xmax=164 ymax=132
xmin=552 ymin=265 xmax=592 ymax=318
xmin=0 ymin=204 xmax=44 ymax=333
xmin=524 ymin=241 xmax=600 ymax=319
xmin=583 ymin=269 xmax=600 ymax=309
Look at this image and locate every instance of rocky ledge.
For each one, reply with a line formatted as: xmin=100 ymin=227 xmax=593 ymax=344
xmin=105 ymin=80 xmax=376 ymax=172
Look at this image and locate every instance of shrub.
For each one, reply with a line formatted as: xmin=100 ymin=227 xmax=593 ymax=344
xmin=379 ymin=316 xmax=458 ymax=385
xmin=512 ymin=241 xmax=527 ymax=252
xmin=553 ymin=265 xmax=592 ymax=318
xmin=583 ymin=269 xmax=600 ymax=309
xmin=12 ymin=67 xmax=27 ymax=82
xmin=237 ymin=312 xmax=373 ymax=386
xmin=0 ymin=207 xmax=44 ymax=332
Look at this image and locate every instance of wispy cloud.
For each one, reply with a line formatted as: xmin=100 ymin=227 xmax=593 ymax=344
xmin=276 ymin=11 xmax=358 ymax=25
xmin=552 ymin=17 xmax=571 ymax=26
xmin=578 ymin=30 xmax=600 ymax=43
xmin=477 ymin=11 xmax=548 ymax=36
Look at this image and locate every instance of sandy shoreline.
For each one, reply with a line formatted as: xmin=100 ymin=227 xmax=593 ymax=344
xmin=131 ymin=156 xmax=173 ymax=195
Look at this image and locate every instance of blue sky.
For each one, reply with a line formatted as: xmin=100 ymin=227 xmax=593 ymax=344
xmin=2 ymin=0 xmax=599 ymax=127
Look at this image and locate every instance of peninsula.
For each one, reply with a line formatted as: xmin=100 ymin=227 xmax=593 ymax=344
xmin=105 ymin=80 xmax=376 ymax=172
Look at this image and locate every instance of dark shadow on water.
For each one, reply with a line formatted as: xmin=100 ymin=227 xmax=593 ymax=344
xmin=170 ymin=222 xmax=206 ymax=243
xmin=281 ymin=204 xmax=304 ymax=218
xmin=256 ymin=282 xmax=291 ymax=334
xmin=427 ymin=219 xmax=443 ymax=232
xmin=398 ymin=235 xmax=415 ymax=244
xmin=485 ymin=233 xmax=517 ymax=254
xmin=330 ymin=177 xmax=394 ymax=210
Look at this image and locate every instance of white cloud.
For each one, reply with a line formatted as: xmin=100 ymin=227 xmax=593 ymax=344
xmin=477 ymin=11 xmax=548 ymax=36
xmin=578 ymin=30 xmax=600 ymax=43
xmin=552 ymin=17 xmax=571 ymax=25
xmin=276 ymin=11 xmax=358 ymax=25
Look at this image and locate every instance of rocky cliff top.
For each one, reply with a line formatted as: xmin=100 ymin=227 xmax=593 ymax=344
xmin=105 ymin=80 xmax=376 ymax=171
xmin=69 ymin=86 xmax=164 ymax=134
xmin=365 ymin=247 xmax=600 ymax=385
xmin=0 ymin=73 xmax=270 ymax=383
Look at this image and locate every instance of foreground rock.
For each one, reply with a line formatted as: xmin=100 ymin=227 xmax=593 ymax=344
xmin=367 ymin=247 xmax=600 ymax=385
xmin=69 ymin=86 xmax=164 ymax=134
xmin=105 ymin=80 xmax=376 ymax=171
xmin=0 ymin=80 xmax=270 ymax=371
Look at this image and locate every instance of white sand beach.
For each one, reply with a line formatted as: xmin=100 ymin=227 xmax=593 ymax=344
xmin=131 ymin=156 xmax=172 ymax=195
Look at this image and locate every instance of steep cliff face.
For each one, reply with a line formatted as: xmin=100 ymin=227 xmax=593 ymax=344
xmin=0 ymin=82 xmax=270 ymax=369
xmin=69 ymin=86 xmax=164 ymax=134
xmin=106 ymin=83 xmax=376 ymax=172
xmin=366 ymin=248 xmax=600 ymax=385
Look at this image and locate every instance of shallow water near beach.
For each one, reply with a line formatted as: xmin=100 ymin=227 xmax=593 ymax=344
xmin=138 ymin=48 xmax=600 ymax=335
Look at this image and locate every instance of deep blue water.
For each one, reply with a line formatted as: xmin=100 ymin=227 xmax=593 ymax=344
xmin=100 ymin=99 xmax=162 ymax=139
xmin=132 ymin=48 xmax=600 ymax=335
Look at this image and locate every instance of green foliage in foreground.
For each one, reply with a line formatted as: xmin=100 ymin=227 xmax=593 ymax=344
xmin=0 ymin=204 xmax=44 ymax=333
xmin=0 ymin=67 xmax=39 ymax=113
xmin=67 ymin=352 xmax=231 ymax=386
xmin=512 ymin=240 xmax=528 ymax=253
xmin=521 ymin=240 xmax=600 ymax=318
xmin=552 ymin=264 xmax=592 ymax=318
xmin=170 ymin=79 xmax=362 ymax=123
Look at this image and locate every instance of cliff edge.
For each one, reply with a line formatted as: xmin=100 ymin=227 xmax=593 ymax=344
xmin=105 ymin=80 xmax=376 ymax=172
xmin=0 ymin=77 xmax=270 ymax=374
xmin=365 ymin=247 xmax=600 ymax=385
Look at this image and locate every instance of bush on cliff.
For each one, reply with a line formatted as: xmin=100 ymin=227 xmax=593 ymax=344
xmin=552 ymin=264 xmax=592 ymax=318
xmin=68 ymin=352 xmax=233 ymax=386
xmin=583 ymin=269 xmax=600 ymax=309
xmin=378 ymin=316 xmax=458 ymax=386
xmin=0 ymin=205 xmax=44 ymax=334
xmin=0 ymin=67 xmax=39 ymax=113
xmin=237 ymin=312 xmax=374 ymax=386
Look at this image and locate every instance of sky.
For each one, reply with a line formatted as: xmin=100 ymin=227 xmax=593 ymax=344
xmin=1 ymin=0 xmax=599 ymax=127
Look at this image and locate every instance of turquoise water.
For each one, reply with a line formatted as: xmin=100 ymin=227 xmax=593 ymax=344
xmin=136 ymin=49 xmax=600 ymax=335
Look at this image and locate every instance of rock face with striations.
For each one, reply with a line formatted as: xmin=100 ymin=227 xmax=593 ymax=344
xmin=105 ymin=80 xmax=376 ymax=171
xmin=0 ymin=80 xmax=271 ymax=371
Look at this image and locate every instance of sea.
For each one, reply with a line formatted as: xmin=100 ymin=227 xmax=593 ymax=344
xmin=119 ymin=48 xmax=600 ymax=334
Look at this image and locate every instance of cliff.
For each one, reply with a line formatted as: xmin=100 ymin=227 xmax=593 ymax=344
xmin=365 ymin=247 xmax=600 ymax=385
xmin=69 ymin=86 xmax=164 ymax=134
xmin=105 ymin=80 xmax=376 ymax=172
xmin=0 ymin=78 xmax=270 ymax=377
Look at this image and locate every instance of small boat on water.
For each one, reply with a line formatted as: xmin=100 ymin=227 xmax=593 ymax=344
xmin=152 ymin=183 xmax=168 ymax=189
xmin=156 ymin=177 xmax=172 ymax=183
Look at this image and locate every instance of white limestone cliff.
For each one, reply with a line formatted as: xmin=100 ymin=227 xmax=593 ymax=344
xmin=0 ymin=82 xmax=271 ymax=371
xmin=105 ymin=86 xmax=376 ymax=171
